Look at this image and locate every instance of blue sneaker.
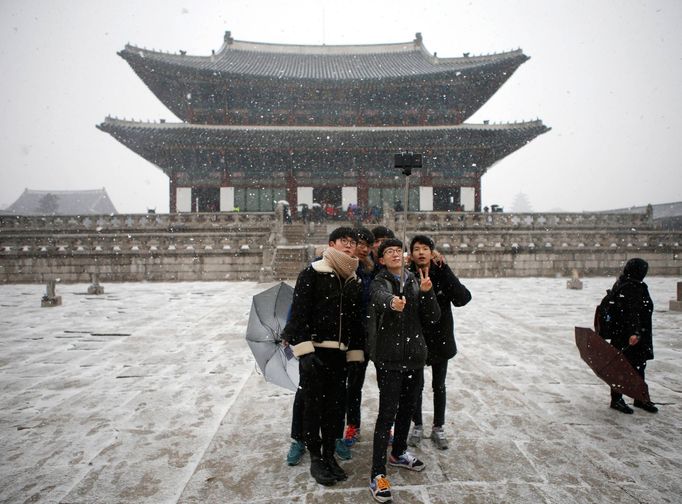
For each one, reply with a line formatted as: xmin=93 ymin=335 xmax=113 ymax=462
xmin=286 ymin=439 xmax=306 ymax=466
xmin=389 ymin=451 xmax=425 ymax=472
xmin=369 ymin=474 xmax=392 ymax=503
xmin=335 ymin=438 xmax=352 ymax=460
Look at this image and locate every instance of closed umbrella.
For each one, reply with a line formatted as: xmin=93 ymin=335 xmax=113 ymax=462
xmin=245 ymin=282 xmax=299 ymax=391
xmin=574 ymin=326 xmax=650 ymax=403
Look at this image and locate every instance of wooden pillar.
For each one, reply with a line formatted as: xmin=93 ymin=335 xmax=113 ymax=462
xmin=474 ymin=177 xmax=482 ymax=212
xmin=357 ymin=167 xmax=369 ymax=210
xmin=286 ymin=172 xmax=298 ymax=216
xmin=169 ymin=171 xmax=178 ymax=213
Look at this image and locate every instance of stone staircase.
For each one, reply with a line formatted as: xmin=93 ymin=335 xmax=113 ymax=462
xmin=282 ymin=223 xmax=306 ymax=245
xmin=272 ymin=245 xmax=310 ymax=280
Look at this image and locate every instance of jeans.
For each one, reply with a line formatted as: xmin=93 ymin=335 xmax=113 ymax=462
xmin=413 ymin=360 xmax=448 ymax=427
xmin=371 ymin=366 xmax=424 ymax=478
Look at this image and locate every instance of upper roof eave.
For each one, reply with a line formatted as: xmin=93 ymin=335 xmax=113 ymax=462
xmin=118 ymin=32 xmax=528 ymax=81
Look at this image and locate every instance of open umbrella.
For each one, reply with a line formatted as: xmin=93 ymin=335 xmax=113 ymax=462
xmin=574 ymin=326 xmax=650 ymax=403
xmin=245 ymin=282 xmax=299 ymax=391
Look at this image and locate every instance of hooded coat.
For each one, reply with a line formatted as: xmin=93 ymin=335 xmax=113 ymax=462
xmin=367 ymin=268 xmax=441 ymax=370
xmin=609 ymin=258 xmax=654 ymax=361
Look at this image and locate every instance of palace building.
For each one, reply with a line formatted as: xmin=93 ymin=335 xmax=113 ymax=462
xmin=98 ymin=32 xmax=549 ymax=214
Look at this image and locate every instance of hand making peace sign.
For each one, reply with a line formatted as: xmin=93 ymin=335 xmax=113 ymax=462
xmin=418 ymin=266 xmax=433 ymax=292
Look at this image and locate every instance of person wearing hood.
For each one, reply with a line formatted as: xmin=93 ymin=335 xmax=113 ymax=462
xmin=282 ymin=227 xmax=365 ymax=486
xmin=607 ymin=258 xmax=658 ymax=414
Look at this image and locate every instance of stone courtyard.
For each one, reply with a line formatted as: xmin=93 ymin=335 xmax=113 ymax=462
xmin=0 ymin=277 xmax=680 ymax=503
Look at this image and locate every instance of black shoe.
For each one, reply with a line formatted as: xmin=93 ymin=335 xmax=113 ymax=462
xmin=324 ymin=455 xmax=348 ymax=481
xmin=633 ymin=400 xmax=658 ymax=413
xmin=310 ymin=457 xmax=337 ymax=486
xmin=610 ymin=398 xmax=634 ymax=414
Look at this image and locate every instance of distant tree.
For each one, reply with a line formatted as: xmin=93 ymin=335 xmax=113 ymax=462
xmin=38 ymin=193 xmax=59 ymax=214
xmin=511 ymin=192 xmax=533 ymax=213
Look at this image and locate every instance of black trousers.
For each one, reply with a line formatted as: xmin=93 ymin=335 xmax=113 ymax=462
xmin=290 ymin=388 xmax=304 ymax=441
xmin=345 ymin=358 xmax=369 ymax=428
xmin=299 ymin=348 xmax=347 ymax=459
xmin=413 ymin=360 xmax=448 ymax=427
xmin=371 ymin=366 xmax=424 ymax=478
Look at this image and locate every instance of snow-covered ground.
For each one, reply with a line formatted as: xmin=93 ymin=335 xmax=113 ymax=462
xmin=0 ymin=277 xmax=680 ymax=503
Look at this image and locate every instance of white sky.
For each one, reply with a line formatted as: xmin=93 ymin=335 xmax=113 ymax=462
xmin=0 ymin=0 xmax=680 ymax=213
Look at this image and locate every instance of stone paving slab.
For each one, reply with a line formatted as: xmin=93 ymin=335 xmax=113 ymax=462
xmin=0 ymin=278 xmax=680 ymax=503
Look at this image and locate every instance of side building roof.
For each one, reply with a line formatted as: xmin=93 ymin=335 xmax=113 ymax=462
xmin=5 ymin=189 xmax=118 ymax=216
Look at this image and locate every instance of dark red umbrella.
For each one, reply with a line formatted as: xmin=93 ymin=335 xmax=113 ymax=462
xmin=574 ymin=326 xmax=651 ymax=403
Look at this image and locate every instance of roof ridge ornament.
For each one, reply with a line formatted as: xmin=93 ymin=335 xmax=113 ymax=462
xmin=224 ymin=31 xmax=234 ymax=44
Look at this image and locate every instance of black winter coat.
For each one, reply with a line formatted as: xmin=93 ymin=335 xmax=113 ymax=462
xmin=609 ymin=278 xmax=654 ymax=361
xmin=283 ymin=259 xmax=364 ymax=360
xmin=411 ymin=261 xmax=471 ymax=363
xmin=367 ymin=268 xmax=441 ymax=370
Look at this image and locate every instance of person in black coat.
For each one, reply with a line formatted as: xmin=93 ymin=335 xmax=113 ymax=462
xmin=407 ymin=235 xmax=471 ymax=449
xmin=608 ymin=257 xmax=658 ymax=414
xmin=366 ymin=238 xmax=440 ymax=503
xmin=282 ymin=227 xmax=365 ymax=485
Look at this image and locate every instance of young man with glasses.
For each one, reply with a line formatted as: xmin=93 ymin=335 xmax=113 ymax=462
xmin=366 ymin=238 xmax=440 ymax=502
xmin=282 ymin=227 xmax=364 ymax=486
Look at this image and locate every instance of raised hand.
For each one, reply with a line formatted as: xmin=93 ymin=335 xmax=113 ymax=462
xmin=419 ymin=266 xmax=433 ymax=292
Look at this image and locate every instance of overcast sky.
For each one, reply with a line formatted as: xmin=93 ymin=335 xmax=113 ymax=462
xmin=1 ymin=0 xmax=680 ymax=213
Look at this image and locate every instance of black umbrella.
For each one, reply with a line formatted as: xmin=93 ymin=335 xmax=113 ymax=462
xmin=575 ymin=326 xmax=651 ymax=403
xmin=245 ymin=282 xmax=299 ymax=391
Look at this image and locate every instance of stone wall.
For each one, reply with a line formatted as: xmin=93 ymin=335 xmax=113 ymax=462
xmin=1 ymin=209 xmax=680 ymax=282
xmin=0 ymin=212 xmax=276 ymax=283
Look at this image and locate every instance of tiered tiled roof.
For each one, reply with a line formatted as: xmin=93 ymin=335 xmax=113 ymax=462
xmin=120 ymin=32 xmax=527 ymax=81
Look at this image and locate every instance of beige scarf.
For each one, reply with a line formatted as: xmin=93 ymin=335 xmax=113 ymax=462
xmin=323 ymin=247 xmax=359 ymax=280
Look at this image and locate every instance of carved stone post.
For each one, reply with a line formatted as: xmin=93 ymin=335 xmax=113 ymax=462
xmin=670 ymin=282 xmax=682 ymax=312
xmin=87 ymin=273 xmax=104 ymax=295
xmin=41 ymin=279 xmax=62 ymax=307
xmin=566 ymin=268 xmax=583 ymax=290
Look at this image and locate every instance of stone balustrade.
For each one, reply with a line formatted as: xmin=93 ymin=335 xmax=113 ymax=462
xmin=0 ymin=212 xmax=275 ymax=234
xmin=399 ymin=210 xmax=655 ymax=231
xmin=1 ymin=209 xmax=680 ymax=282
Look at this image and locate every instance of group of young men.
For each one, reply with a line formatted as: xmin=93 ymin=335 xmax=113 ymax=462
xmin=282 ymin=225 xmax=471 ymax=502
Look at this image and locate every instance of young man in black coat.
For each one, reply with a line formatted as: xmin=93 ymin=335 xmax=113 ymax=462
xmin=367 ymin=238 xmax=440 ymax=503
xmin=607 ymin=257 xmax=657 ymax=414
xmin=406 ymin=235 xmax=471 ymax=449
xmin=282 ymin=227 xmax=365 ymax=486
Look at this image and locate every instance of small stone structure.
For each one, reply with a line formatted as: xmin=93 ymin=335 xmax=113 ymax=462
xmin=87 ymin=274 xmax=104 ymax=295
xmin=566 ymin=268 xmax=583 ymax=290
xmin=670 ymin=282 xmax=682 ymax=312
xmin=41 ymin=279 xmax=62 ymax=307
